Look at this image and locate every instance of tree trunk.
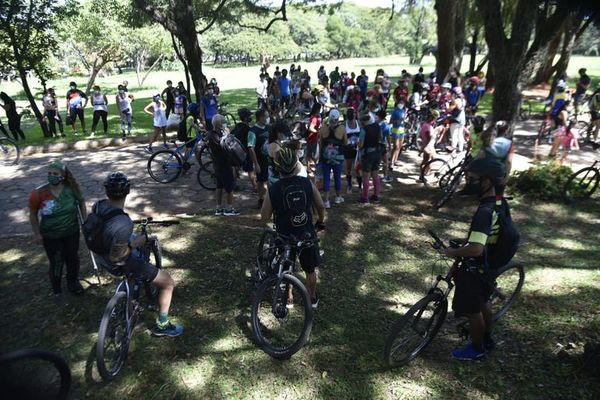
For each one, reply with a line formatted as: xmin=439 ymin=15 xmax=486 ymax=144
xmin=453 ymin=0 xmax=467 ymax=73
xmin=468 ymin=27 xmax=479 ymax=75
xmin=550 ymin=18 xmax=580 ymax=93
xmin=474 ymin=54 xmax=489 ymax=76
xmin=531 ymin=28 xmax=563 ymax=85
xmin=85 ymin=64 xmax=103 ymax=95
xmin=18 ymin=66 xmax=49 ymax=137
xmin=435 ymin=0 xmax=457 ymax=82
xmin=140 ymin=54 xmax=164 ymax=87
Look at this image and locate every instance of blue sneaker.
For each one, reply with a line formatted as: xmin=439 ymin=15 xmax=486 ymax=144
xmin=152 ymin=322 xmax=184 ymax=337
xmin=452 ymin=343 xmax=485 ymax=361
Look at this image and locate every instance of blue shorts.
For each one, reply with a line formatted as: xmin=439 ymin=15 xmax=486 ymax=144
xmin=391 ymin=133 xmax=405 ymax=140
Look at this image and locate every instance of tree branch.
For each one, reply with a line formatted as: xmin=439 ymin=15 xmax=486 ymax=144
xmin=237 ymin=0 xmax=288 ymax=32
xmin=133 ymin=0 xmax=180 ymax=34
xmin=575 ymin=11 xmax=596 ymax=42
xmin=197 ymin=0 xmax=229 ymax=35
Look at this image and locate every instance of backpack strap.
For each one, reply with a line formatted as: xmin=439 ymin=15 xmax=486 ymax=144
xmin=92 ymin=199 xmax=126 ymax=221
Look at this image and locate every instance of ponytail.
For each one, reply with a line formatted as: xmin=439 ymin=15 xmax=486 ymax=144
xmin=64 ymin=167 xmax=83 ymax=200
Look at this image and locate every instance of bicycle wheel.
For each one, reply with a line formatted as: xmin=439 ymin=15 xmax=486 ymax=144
xmin=563 ymin=167 xmax=600 ymax=203
xmin=224 ymin=113 xmax=236 ymax=127
xmin=434 ymin=166 xmax=464 ymax=209
xmin=0 ymin=137 xmax=20 ymax=166
xmin=383 ymin=293 xmax=448 ymax=368
xmin=143 ymin=239 xmax=163 ymax=303
xmin=251 ymin=274 xmax=313 ymax=359
xmin=96 ymin=291 xmax=129 ymax=381
xmin=420 ymin=158 xmax=450 ymax=186
xmin=197 ymin=161 xmax=217 ymax=191
xmin=195 ymin=143 xmax=212 ymax=167
xmin=490 ymin=263 xmax=525 ymax=322
xmin=147 ymin=150 xmax=183 ymax=183
xmin=255 ymin=230 xmax=278 ymax=283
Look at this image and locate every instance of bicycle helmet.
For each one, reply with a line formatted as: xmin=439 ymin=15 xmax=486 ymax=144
xmin=104 ymin=172 xmax=130 ymax=198
xmin=187 ymin=102 xmax=200 ymax=114
xmin=421 ymin=83 xmax=430 ymax=91
xmin=441 ymin=82 xmax=452 ymax=89
xmin=429 ymin=109 xmax=440 ymax=119
xmin=472 ymin=116 xmax=486 ymax=133
xmin=210 ymin=78 xmax=217 ymax=85
xmin=273 ymin=147 xmax=299 ymax=176
xmin=237 ymin=107 xmax=252 ymax=121
xmin=466 ymin=158 xmax=505 ymax=184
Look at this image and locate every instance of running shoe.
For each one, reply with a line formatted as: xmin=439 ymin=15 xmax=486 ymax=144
xmin=145 ymin=145 xmax=153 ymax=154
xmin=214 ymin=208 xmax=224 ymax=216
xmin=452 ymin=343 xmax=485 ymax=361
xmin=223 ymin=208 xmax=241 ymax=216
xmin=311 ymin=296 xmax=320 ymax=309
xmin=334 ymin=196 xmax=344 ymax=204
xmin=324 ymin=200 xmax=331 ymax=209
xmin=152 ymin=322 xmax=184 ymax=338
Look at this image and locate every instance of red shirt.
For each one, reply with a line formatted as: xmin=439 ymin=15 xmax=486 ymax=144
xmin=394 ymin=87 xmax=409 ymax=104
xmin=346 ymin=94 xmax=361 ymax=111
xmin=307 ymin=115 xmax=321 ymax=143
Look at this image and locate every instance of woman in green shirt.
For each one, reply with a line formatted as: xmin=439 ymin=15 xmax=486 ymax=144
xmin=29 ymin=161 xmax=87 ymax=295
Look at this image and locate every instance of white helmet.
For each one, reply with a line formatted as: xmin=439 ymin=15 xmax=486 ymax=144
xmin=421 ymin=83 xmax=430 ymax=91
xmin=441 ymin=82 xmax=452 ymax=89
xmin=557 ymin=80 xmax=566 ymax=89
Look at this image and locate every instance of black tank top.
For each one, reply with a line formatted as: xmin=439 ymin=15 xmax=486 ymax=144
xmin=268 ymin=175 xmax=315 ymax=237
xmin=362 ymin=123 xmax=381 ymax=150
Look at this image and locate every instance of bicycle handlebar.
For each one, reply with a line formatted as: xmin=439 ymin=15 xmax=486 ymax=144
xmin=132 ymin=217 xmax=180 ymax=226
xmin=427 ymin=230 xmax=446 ymax=249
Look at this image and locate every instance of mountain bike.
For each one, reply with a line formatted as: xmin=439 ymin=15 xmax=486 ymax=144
xmin=250 ymin=229 xmax=315 ymax=359
xmin=419 ymin=150 xmax=464 ymax=187
xmin=433 ymin=152 xmax=473 ymax=209
xmin=383 ymin=230 xmax=525 ymax=368
xmin=147 ymin=130 xmax=216 ymax=190
xmin=217 ymin=102 xmax=236 ymax=127
xmin=563 ymin=160 xmax=599 ymax=203
xmin=96 ymin=217 xmax=179 ymax=381
xmin=403 ymin=108 xmax=423 ymax=151
xmin=0 ymin=135 xmax=20 ymax=166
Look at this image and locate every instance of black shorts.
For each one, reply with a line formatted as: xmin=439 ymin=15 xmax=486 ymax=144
xmin=242 ymin=153 xmax=254 ymax=172
xmin=344 ymin=146 xmax=357 ymax=160
xmin=101 ymin=253 xmax=159 ymax=283
xmin=294 ymin=242 xmax=322 ymax=274
xmin=281 ymin=96 xmax=290 ymax=108
xmin=256 ymin=159 xmax=269 ymax=182
xmin=69 ymin=108 xmax=84 ymax=124
xmin=215 ymin=166 xmax=235 ymax=193
xmin=361 ymin=150 xmax=381 ymax=173
xmin=452 ymin=266 xmax=493 ymax=316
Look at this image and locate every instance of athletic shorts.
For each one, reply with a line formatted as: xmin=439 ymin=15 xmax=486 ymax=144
xmin=452 ymin=266 xmax=493 ymax=316
xmin=69 ymin=108 xmax=84 ymax=124
xmin=361 ymin=150 xmax=381 ymax=173
xmin=100 ymin=253 xmax=159 ymax=283
xmin=242 ymin=153 xmax=254 ymax=173
xmin=306 ymin=141 xmax=319 ymax=161
xmin=215 ymin=166 xmax=235 ymax=193
xmin=293 ymin=241 xmax=322 ymax=274
xmin=391 ymin=128 xmax=405 ymax=140
xmin=344 ymin=147 xmax=357 ymax=160
xmin=256 ymin=159 xmax=269 ymax=182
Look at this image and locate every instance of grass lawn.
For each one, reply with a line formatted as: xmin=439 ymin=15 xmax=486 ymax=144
xmin=1 ymin=182 xmax=599 ymax=399
xmin=3 ymin=55 xmax=600 ymax=145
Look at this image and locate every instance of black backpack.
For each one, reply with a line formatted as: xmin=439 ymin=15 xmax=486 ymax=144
xmin=486 ymin=199 xmax=520 ymax=269
xmin=220 ymin=134 xmax=247 ymax=167
xmin=81 ymin=201 xmax=126 ymax=254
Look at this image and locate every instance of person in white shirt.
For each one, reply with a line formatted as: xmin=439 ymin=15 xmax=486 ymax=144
xmin=256 ymin=74 xmax=268 ymax=110
xmin=90 ymin=85 xmax=108 ymax=137
xmin=116 ymin=84 xmax=133 ymax=138
xmin=42 ymin=88 xmax=65 ymax=138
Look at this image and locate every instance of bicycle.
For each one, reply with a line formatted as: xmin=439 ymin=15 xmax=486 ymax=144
xmin=432 ymin=152 xmax=473 ymax=209
xmin=0 ymin=135 xmax=20 ymax=166
xmin=250 ymin=229 xmax=316 ymax=359
xmin=96 ymin=217 xmax=179 ymax=381
xmin=217 ymin=102 xmax=236 ymax=127
xmin=419 ymin=150 xmax=463 ymax=187
xmin=563 ymin=160 xmax=599 ymax=203
xmin=383 ymin=230 xmax=525 ymax=367
xmin=146 ymin=130 xmax=216 ymax=190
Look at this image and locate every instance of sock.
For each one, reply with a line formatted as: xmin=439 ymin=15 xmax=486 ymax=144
xmin=362 ymin=177 xmax=370 ymax=200
xmin=157 ymin=312 xmax=169 ymax=327
xmin=373 ymin=175 xmax=381 ymax=197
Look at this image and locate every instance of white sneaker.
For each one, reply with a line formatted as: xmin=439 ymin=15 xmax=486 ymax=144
xmin=324 ymin=200 xmax=331 ymax=209
xmin=335 ymin=196 xmax=344 ymax=204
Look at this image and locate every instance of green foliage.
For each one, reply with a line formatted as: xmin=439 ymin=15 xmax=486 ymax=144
xmin=508 ymin=161 xmax=574 ymax=200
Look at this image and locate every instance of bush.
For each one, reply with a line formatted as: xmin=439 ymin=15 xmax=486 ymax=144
xmin=508 ymin=161 xmax=574 ymax=200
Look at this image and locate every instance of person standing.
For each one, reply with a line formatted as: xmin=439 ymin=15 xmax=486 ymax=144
xmin=29 ymin=161 xmax=86 ymax=295
xmin=208 ymin=115 xmax=240 ymax=216
xmin=232 ymin=108 xmax=258 ymax=190
xmin=448 ymin=87 xmax=466 ymax=152
xmin=574 ymin=68 xmax=591 ymax=114
xmin=116 ymin=84 xmax=133 ymax=138
xmin=173 ymin=88 xmax=187 ymax=119
xmin=256 ymin=73 xmax=269 ymax=110
xmin=278 ymin=69 xmax=292 ymax=113
xmin=90 ymin=85 xmax=108 ymax=137
xmin=161 ymin=80 xmax=175 ymax=118
xmin=358 ymin=112 xmax=383 ymax=204
xmin=319 ymin=109 xmax=347 ymax=208
xmin=201 ymin=86 xmax=219 ymax=131
xmin=390 ymin=100 xmax=406 ymax=168
xmin=65 ymin=82 xmax=88 ymax=134
xmin=143 ymin=94 xmax=168 ymax=153
xmin=329 ymin=66 xmax=341 ymax=89
xmin=42 ymin=88 xmax=65 ymax=138
xmin=343 ymin=107 xmax=361 ymax=193
xmin=261 ymin=147 xmax=326 ymax=308
xmin=306 ymin=102 xmax=322 ymax=177
xmin=356 ymin=69 xmax=369 ymax=101
xmin=250 ymin=109 xmax=271 ymax=209
xmin=0 ymin=92 xmax=26 ymax=141
xmin=317 ymin=65 xmax=327 ymax=85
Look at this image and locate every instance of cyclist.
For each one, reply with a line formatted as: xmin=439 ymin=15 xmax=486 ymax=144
xmin=319 ymin=109 xmax=347 ymax=208
xmin=418 ymin=110 xmax=440 ymax=182
xmin=278 ymin=69 xmax=292 ymax=112
xmin=90 ymin=85 xmax=109 ymax=137
xmin=200 ymin=86 xmax=219 ymax=131
xmin=256 ymin=73 xmax=269 ymax=110
xmin=161 ymin=80 xmax=175 ymax=118
xmin=343 ymin=107 xmax=362 ymax=193
xmin=464 ymin=80 xmax=481 ymax=116
xmin=442 ymin=158 xmax=509 ymax=361
xmin=438 ymin=82 xmax=452 ymax=113
xmin=390 ymin=100 xmax=407 ymax=168
xmin=378 ymin=109 xmax=392 ymax=184
xmin=485 ymin=121 xmax=514 ymax=193
xmin=143 ymin=94 xmax=168 ymax=153
xmin=317 ymin=65 xmax=327 ymax=85
xmin=306 ymin=102 xmax=322 ymax=177
xmin=448 ymin=87 xmax=466 ymax=152
xmin=357 ymin=69 xmax=369 ymax=100
xmin=94 ymin=172 xmax=184 ymax=337
xmin=574 ymin=68 xmax=590 ymax=114
xmin=116 ymin=84 xmax=133 ymax=138
xmin=260 ymin=147 xmax=326 ymax=309
xmin=208 ymin=115 xmax=240 ymax=216
xmin=42 ymin=88 xmax=65 ymax=138
xmin=393 ymin=79 xmax=409 ymax=108
xmin=550 ymin=119 xmax=579 ymax=164
xmin=65 ymin=82 xmax=88 ymax=135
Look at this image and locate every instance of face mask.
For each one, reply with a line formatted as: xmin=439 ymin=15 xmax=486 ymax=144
xmin=94 ymin=91 xmax=100 ymax=95
xmin=119 ymin=90 xmax=125 ymax=95
xmin=70 ymin=86 xmax=76 ymax=90
xmin=265 ymin=117 xmax=271 ymax=124
xmin=48 ymin=175 xmax=64 ymax=186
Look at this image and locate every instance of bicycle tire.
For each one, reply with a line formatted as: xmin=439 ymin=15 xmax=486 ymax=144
xmin=563 ymin=166 xmax=600 ymax=203
xmin=251 ymin=274 xmax=313 ymax=359
xmin=147 ymin=150 xmax=183 ymax=183
xmin=96 ymin=291 xmax=129 ymax=381
xmin=255 ymin=230 xmax=278 ymax=284
xmin=143 ymin=239 xmax=163 ymax=303
xmin=490 ymin=262 xmax=525 ymax=322
xmin=383 ymin=293 xmax=448 ymax=368
xmin=434 ymin=166 xmax=464 ymax=209
xmin=224 ymin=113 xmax=236 ymax=128
xmin=196 ymin=143 xmax=212 ymax=167
xmin=0 ymin=137 xmax=20 ymax=166
xmin=420 ymin=158 xmax=450 ymax=186
xmin=196 ymin=161 xmax=217 ymax=191
xmin=0 ymin=349 xmax=71 ymax=400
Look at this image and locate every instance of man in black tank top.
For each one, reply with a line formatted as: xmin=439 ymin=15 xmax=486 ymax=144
xmin=261 ymin=148 xmax=326 ymax=308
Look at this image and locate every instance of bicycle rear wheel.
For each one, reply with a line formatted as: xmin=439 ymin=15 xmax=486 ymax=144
xmin=490 ymin=263 xmax=525 ymax=322
xmin=563 ymin=167 xmax=600 ymax=203
xmin=96 ymin=291 xmax=129 ymax=381
xmin=223 ymin=113 xmax=236 ymax=128
xmin=0 ymin=137 xmax=20 ymax=166
xmin=420 ymin=158 xmax=450 ymax=186
xmin=195 ymin=143 xmax=212 ymax=167
xmin=251 ymin=274 xmax=313 ymax=359
xmin=383 ymin=293 xmax=448 ymax=368
xmin=434 ymin=166 xmax=464 ymax=209
xmin=147 ymin=150 xmax=182 ymax=183
xmin=196 ymin=161 xmax=217 ymax=191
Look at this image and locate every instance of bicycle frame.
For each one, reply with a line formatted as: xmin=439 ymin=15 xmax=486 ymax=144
xmin=114 ymin=278 xmax=137 ymax=339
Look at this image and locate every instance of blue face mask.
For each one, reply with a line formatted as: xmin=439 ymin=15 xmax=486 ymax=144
xmin=48 ymin=175 xmax=64 ymax=186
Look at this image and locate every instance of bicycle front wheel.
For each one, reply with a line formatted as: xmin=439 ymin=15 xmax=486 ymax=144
xmin=0 ymin=137 xmax=20 ymax=166
xmin=255 ymin=230 xmax=278 ymax=284
xmin=224 ymin=113 xmax=236 ymax=128
xmin=196 ymin=161 xmax=217 ymax=191
xmin=420 ymin=158 xmax=450 ymax=186
xmin=251 ymin=274 xmax=313 ymax=359
xmin=563 ymin=166 xmax=600 ymax=203
xmin=434 ymin=167 xmax=464 ymax=209
xmin=96 ymin=291 xmax=129 ymax=381
xmin=147 ymin=150 xmax=183 ymax=183
xmin=490 ymin=263 xmax=525 ymax=322
xmin=383 ymin=293 xmax=448 ymax=368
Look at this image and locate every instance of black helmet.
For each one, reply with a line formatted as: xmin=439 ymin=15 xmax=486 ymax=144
xmin=273 ymin=147 xmax=298 ymax=175
xmin=466 ymin=158 xmax=505 ymax=184
xmin=472 ymin=116 xmax=486 ymax=133
xmin=104 ymin=172 xmax=130 ymax=198
xmin=237 ymin=107 xmax=252 ymax=121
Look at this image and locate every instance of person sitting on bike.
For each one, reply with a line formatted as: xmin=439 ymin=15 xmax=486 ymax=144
xmin=260 ymin=147 xmax=326 ymax=309
xmin=208 ymin=115 xmax=240 ymax=216
xmin=442 ymin=158 xmax=509 ymax=360
xmin=549 ymin=81 xmax=569 ymax=126
xmin=95 ymin=172 xmax=184 ymax=337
